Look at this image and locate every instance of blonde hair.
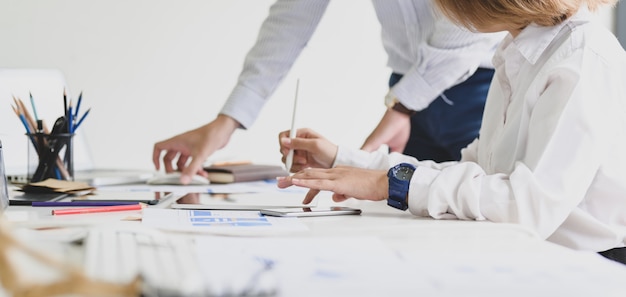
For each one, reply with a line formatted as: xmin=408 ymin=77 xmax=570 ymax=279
xmin=434 ymin=0 xmax=617 ymax=30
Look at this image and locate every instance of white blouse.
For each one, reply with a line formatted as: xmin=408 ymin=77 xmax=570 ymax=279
xmin=219 ymin=0 xmax=502 ymax=128
xmin=334 ymin=9 xmax=626 ymax=252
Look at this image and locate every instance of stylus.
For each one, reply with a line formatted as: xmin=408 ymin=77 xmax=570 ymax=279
xmin=285 ymin=79 xmax=299 ymax=173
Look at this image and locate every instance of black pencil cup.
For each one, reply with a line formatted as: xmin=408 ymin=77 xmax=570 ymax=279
xmin=26 ymin=132 xmax=74 ymax=183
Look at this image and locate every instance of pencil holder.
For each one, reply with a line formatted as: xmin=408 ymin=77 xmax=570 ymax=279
xmin=26 ymin=132 xmax=74 ymax=183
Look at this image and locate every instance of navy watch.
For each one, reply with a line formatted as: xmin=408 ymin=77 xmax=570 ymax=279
xmin=387 ymin=163 xmax=416 ymax=211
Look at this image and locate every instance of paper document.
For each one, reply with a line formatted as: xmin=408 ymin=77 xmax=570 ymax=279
xmin=142 ymin=208 xmax=308 ymax=234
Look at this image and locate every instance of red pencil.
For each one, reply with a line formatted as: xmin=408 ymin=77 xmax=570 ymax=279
xmin=51 ymin=203 xmax=145 ymax=216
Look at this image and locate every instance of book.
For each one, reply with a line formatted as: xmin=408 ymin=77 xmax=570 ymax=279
xmin=203 ymin=163 xmax=288 ymax=184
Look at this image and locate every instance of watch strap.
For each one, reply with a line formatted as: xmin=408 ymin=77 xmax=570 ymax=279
xmin=387 ymin=163 xmax=415 ymax=211
xmin=392 ymin=102 xmax=417 ymax=116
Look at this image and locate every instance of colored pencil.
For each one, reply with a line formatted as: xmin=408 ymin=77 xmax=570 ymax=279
xmin=51 ymin=203 xmax=145 ymax=216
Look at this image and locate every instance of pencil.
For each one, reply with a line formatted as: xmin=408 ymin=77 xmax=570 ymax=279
xmin=14 ymin=96 xmax=36 ymax=133
xmin=29 ymin=92 xmax=39 ymax=121
xmin=74 ymin=91 xmax=83 ymax=119
xmin=67 ymin=99 xmax=73 ymax=134
xmin=51 ymin=203 xmax=145 ymax=215
xmin=63 ymin=88 xmax=68 ymax=117
xmin=74 ymin=107 xmax=91 ymax=130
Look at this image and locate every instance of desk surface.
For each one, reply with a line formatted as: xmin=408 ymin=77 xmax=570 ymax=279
xmin=3 ymin=188 xmax=626 ymax=296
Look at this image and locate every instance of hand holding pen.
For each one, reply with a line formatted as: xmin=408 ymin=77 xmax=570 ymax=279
xmin=278 ymin=128 xmax=338 ymax=173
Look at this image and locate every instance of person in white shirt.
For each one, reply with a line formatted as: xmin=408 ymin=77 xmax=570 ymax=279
xmin=152 ymin=0 xmax=503 ymax=184
xmin=276 ymin=0 xmax=626 ymax=265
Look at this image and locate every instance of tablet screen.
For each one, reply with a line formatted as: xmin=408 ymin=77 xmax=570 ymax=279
xmin=171 ymin=192 xmax=313 ymax=210
xmin=72 ymin=191 xmax=173 ymax=205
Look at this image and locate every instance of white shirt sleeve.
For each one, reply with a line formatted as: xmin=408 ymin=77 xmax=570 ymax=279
xmin=333 ymin=146 xmax=458 ymax=171
xmin=390 ymin=18 xmax=504 ymax=111
xmin=219 ymin=0 xmax=330 ymax=128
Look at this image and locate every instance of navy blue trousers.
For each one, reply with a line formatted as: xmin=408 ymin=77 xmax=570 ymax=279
xmin=390 ymin=68 xmax=494 ymax=162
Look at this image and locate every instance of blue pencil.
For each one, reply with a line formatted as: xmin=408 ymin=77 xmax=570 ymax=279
xmin=74 ymin=91 xmax=83 ymax=119
xmin=29 ymin=92 xmax=39 ymax=121
xmin=68 ymin=100 xmax=73 ymax=133
xmin=74 ymin=107 xmax=91 ymax=130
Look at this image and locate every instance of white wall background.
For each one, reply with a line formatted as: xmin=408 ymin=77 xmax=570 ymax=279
xmin=0 ymin=1 xmax=616 ymax=171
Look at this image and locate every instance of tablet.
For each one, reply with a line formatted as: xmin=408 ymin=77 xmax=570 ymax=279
xmin=9 ymin=192 xmax=69 ymax=206
xmin=72 ymin=191 xmax=173 ymax=205
xmin=260 ymin=207 xmax=362 ymax=217
xmin=170 ymin=192 xmax=314 ymax=210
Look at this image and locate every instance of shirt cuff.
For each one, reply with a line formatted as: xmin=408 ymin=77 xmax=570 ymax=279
xmin=407 ymin=166 xmax=444 ymax=218
xmin=219 ymin=85 xmax=267 ymax=129
xmin=332 ymin=146 xmax=390 ymax=170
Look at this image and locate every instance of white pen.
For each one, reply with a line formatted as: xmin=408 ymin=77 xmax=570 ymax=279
xmin=285 ymin=79 xmax=299 ymax=172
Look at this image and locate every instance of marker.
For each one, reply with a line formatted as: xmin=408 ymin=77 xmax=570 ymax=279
xmin=285 ymin=79 xmax=299 ymax=172
xmin=51 ymin=203 xmax=145 ymax=215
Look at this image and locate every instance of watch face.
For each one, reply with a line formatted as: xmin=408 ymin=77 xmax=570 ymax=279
xmin=384 ymin=93 xmax=397 ymax=108
xmin=395 ymin=166 xmax=414 ymax=181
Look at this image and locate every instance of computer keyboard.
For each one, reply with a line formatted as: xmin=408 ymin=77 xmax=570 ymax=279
xmin=82 ymin=226 xmax=277 ymax=297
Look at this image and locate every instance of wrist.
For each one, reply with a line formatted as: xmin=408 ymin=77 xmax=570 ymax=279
xmin=215 ymin=114 xmax=242 ymax=132
xmin=384 ymin=93 xmax=416 ymax=117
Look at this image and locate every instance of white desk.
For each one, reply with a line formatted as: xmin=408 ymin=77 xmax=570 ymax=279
xmin=3 ymin=189 xmax=626 ymax=297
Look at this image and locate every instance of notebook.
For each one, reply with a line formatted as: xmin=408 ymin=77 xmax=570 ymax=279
xmin=0 ymin=68 xmax=153 ymax=186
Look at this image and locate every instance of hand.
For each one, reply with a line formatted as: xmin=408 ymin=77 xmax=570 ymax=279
xmin=278 ymin=128 xmax=338 ymax=172
xmin=361 ymin=108 xmax=411 ymax=153
xmin=152 ymin=115 xmax=240 ymax=184
xmin=276 ymin=166 xmax=388 ymax=204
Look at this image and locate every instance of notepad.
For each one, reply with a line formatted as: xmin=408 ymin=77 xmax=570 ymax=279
xmin=203 ymin=163 xmax=288 ymax=184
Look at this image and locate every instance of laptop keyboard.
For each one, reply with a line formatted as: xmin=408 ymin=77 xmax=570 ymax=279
xmin=83 ymin=226 xmax=277 ymax=296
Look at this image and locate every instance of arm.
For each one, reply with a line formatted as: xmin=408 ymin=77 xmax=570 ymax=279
xmin=362 ymin=5 xmax=503 ymax=151
xmin=220 ymin=0 xmax=330 ymax=129
xmin=278 ymin=127 xmax=456 ymax=172
xmin=279 ymin=47 xmax=623 ymax=239
xmin=153 ymin=0 xmax=330 ymax=183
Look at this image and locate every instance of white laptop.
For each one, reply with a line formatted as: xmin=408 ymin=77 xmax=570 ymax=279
xmin=0 ymin=68 xmax=153 ymax=186
xmin=0 ymin=140 xmax=10 ymax=212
